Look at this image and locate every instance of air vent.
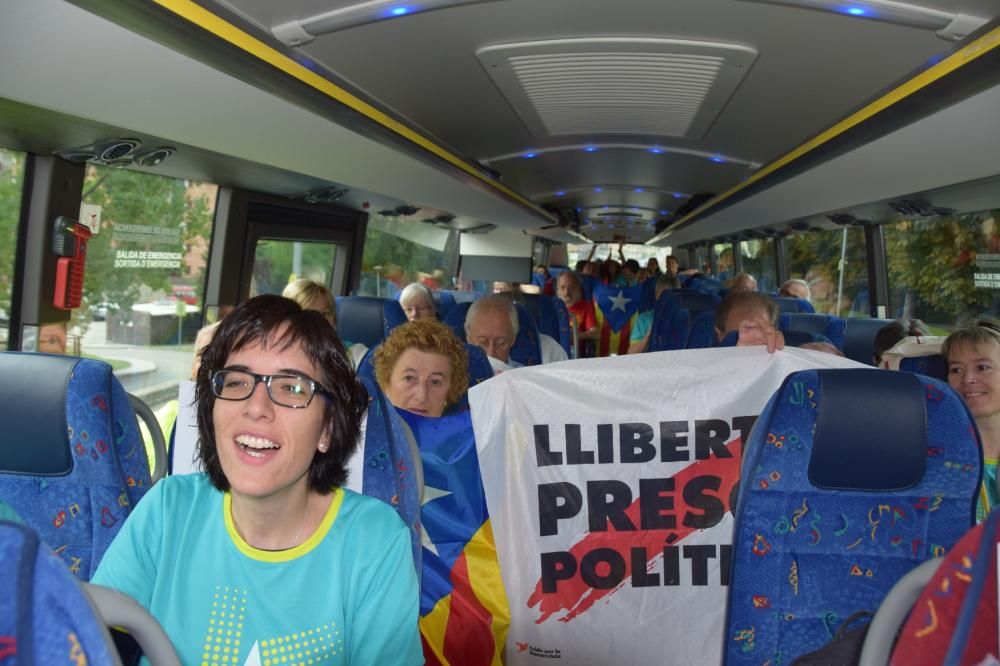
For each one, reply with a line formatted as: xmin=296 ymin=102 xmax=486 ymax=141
xmin=95 ymin=138 xmax=140 ymax=161
xmin=477 ymin=38 xmax=757 ymax=138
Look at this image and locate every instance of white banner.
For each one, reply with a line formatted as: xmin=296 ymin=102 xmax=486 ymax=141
xmin=469 ymin=347 xmax=863 ymax=665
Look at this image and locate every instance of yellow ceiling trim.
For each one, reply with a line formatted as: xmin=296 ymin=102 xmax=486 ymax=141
xmin=151 ymin=0 xmax=552 ymax=219
xmin=664 ymin=24 xmax=1000 ymax=236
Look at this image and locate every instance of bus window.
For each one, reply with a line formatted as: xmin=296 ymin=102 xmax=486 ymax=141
xmin=740 ymin=239 xmax=777 ymax=293
xmin=358 ymin=217 xmax=456 ymax=298
xmin=0 ymin=147 xmax=26 ymax=349
xmin=787 ymin=226 xmax=869 ymax=317
xmin=77 ymin=165 xmax=218 ymax=400
xmin=885 ymin=210 xmax=1000 ymax=332
xmin=250 ymin=240 xmax=337 ymax=297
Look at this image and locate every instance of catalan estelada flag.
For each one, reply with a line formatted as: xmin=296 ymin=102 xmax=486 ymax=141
xmin=593 ymin=283 xmax=642 ymax=356
xmin=396 ymin=408 xmax=510 ymax=666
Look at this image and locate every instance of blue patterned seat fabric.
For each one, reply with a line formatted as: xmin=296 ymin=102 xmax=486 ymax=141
xmin=521 ymin=294 xmax=570 ymax=355
xmin=778 ymin=313 xmax=847 ymax=349
xmin=899 ymin=354 xmax=948 ymax=382
xmin=0 ymin=520 xmax=116 ymax=664
xmin=0 ymin=352 xmax=152 ymax=581
xmin=355 ymin=376 xmax=422 ymax=573
xmin=725 ymin=369 xmax=981 ymax=664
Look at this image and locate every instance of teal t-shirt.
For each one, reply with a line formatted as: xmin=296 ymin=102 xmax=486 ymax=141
xmin=977 ymin=458 xmax=999 ymax=523
xmin=93 ymin=474 xmax=422 ymax=666
xmin=629 ymin=310 xmax=654 ymax=343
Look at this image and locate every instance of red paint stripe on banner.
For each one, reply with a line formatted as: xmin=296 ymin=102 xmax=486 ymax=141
xmin=527 ymin=438 xmax=742 ymax=623
xmin=443 ymin=551 xmax=496 ymax=665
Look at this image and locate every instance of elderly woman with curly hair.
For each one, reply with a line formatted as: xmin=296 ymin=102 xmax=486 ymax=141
xmin=375 ymin=319 xmax=469 ymax=418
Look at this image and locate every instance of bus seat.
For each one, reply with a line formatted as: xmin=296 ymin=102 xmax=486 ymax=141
xmin=521 ymin=294 xmax=571 ymax=355
xmin=579 ymin=274 xmax=599 ymax=303
xmin=355 ymin=375 xmax=423 ymax=574
xmin=688 ymin=276 xmax=724 ymax=294
xmin=842 ymin=317 xmax=893 ymax=365
xmin=779 ymin=312 xmax=847 ymax=349
xmin=650 ymin=307 xmax=690 ymax=353
xmin=880 ymin=335 xmax=946 ymax=383
xmin=432 ymin=290 xmax=457 ymax=320
xmin=550 ymin=297 xmax=573 ymax=356
xmin=510 ymin=302 xmax=543 ymax=366
xmin=0 ymin=520 xmax=142 ymax=665
xmin=773 ymin=297 xmax=816 ymax=314
xmin=639 ymin=276 xmax=658 ymax=312
xmin=725 ymin=369 xmax=981 ymax=664
xmin=719 ymin=329 xmax=834 ymax=348
xmin=0 ymin=352 xmax=156 ymax=581
xmin=442 ymin=301 xmax=472 ymax=341
xmin=335 ymin=296 xmax=407 ymax=348
xmin=439 ymin=289 xmax=482 ymax=304
xmin=898 ymin=354 xmax=948 ymax=382
xmin=685 ymin=311 xmax=718 ymax=349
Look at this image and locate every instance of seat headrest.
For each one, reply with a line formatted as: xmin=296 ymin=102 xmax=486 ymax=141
xmin=0 ymin=353 xmax=79 ymax=475
xmin=808 ymin=369 xmax=926 ymax=490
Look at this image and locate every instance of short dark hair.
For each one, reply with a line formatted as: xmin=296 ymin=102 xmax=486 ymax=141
xmin=873 ymin=318 xmax=931 ymax=365
xmin=195 ymin=295 xmax=367 ymax=493
xmin=715 ymin=291 xmax=779 ymax=334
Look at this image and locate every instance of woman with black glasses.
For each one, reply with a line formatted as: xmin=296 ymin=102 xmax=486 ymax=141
xmin=93 ymin=295 xmax=423 ymax=665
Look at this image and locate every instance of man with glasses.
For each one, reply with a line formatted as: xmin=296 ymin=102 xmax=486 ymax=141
xmin=465 ymin=296 xmax=567 ymax=373
xmin=93 ymin=294 xmax=422 ymax=665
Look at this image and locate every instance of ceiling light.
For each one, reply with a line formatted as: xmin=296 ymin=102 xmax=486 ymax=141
xmin=736 ymin=0 xmax=987 ymax=40
xmin=272 ymin=0 xmax=503 ymax=46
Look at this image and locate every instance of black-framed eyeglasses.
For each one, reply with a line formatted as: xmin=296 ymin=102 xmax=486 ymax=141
xmin=211 ymin=369 xmax=332 ymax=409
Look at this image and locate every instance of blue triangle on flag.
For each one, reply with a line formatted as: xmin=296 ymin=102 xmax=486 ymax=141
xmin=594 ymin=284 xmax=642 ymax=333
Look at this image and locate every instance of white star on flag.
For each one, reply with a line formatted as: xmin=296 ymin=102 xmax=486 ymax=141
xmin=609 ymin=290 xmax=632 ymax=312
xmin=419 ymin=485 xmax=452 ymax=556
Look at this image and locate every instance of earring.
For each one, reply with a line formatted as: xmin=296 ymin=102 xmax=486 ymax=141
xmin=318 ymin=444 xmax=329 ymax=453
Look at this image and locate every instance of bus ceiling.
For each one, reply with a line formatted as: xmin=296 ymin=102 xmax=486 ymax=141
xmin=1 ymin=0 xmax=998 ymax=247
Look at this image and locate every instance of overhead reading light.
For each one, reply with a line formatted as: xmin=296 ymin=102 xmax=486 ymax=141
xmin=272 ymin=0 xmax=504 ymax=46
xmin=736 ymin=0 xmax=988 ymax=40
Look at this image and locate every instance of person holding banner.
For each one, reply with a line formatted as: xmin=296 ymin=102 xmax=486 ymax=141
xmin=375 ymin=319 xmax=469 ymax=418
xmin=715 ymin=290 xmax=783 ymax=349
xmin=93 ymin=295 xmax=423 ymax=665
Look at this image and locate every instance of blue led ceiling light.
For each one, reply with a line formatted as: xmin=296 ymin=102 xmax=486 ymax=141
xmin=659 ymin=210 xmax=669 ymax=215
xmin=555 ymin=191 xmax=566 ymax=196
xmin=389 ymin=6 xmax=411 ymax=15
xmin=845 ymin=6 xmax=868 ymax=15
xmin=672 ymin=193 xmax=684 ymax=199
xmin=584 ymin=146 xmax=598 ymax=153
xmin=710 ymin=155 xmax=725 ymax=163
xmin=634 ymin=188 xmax=644 ymax=193
xmin=594 ymin=187 xmax=603 ymax=192
xmin=648 ymin=147 xmax=664 ymax=154
xmin=523 ymin=151 xmax=537 ymax=158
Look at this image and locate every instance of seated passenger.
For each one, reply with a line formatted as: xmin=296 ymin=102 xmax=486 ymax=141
xmin=778 ymin=278 xmax=811 ymax=302
xmin=375 ymin=319 xmax=469 ymax=418
xmin=627 ymin=274 xmax=680 ymax=354
xmin=665 ymin=255 xmax=681 ymax=276
xmin=557 ymin=271 xmax=598 ymax=356
xmin=715 ymin=291 xmax=784 ymax=351
xmin=282 ymin=278 xmax=336 ymax=327
xmin=646 ymin=257 xmax=662 ymax=276
xmin=873 ymin=317 xmax=931 ymax=367
xmin=283 ymin=278 xmax=368 ymax=368
xmin=399 ymin=282 xmax=437 ymax=322
xmin=93 ymin=295 xmax=422 ymax=664
xmin=944 ymin=320 xmax=1000 ymax=522
xmin=465 ymin=296 xmax=566 ymax=372
xmin=726 ymin=272 xmax=758 ymax=292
